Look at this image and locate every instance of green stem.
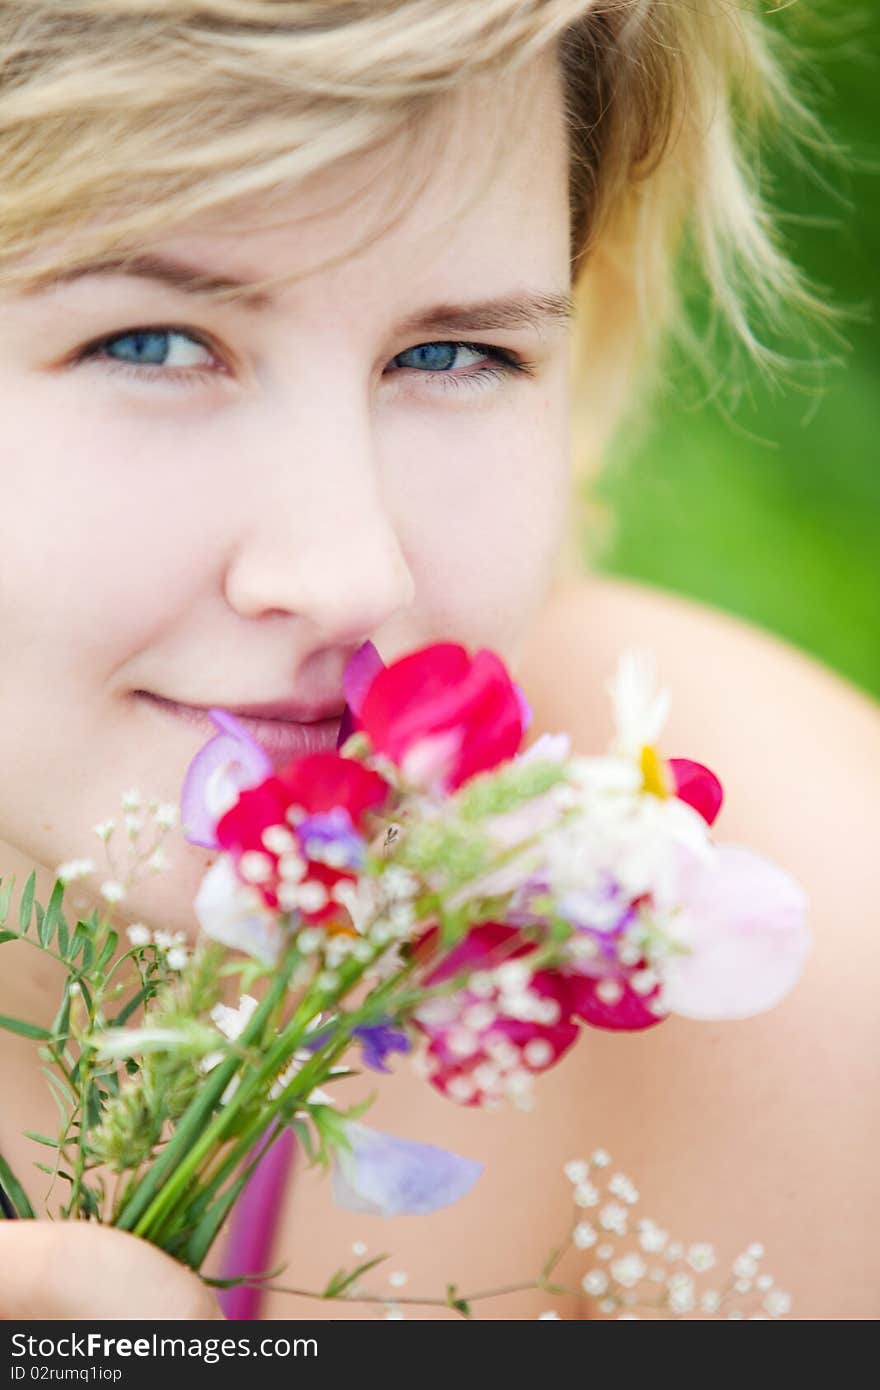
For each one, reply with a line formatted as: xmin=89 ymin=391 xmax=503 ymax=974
xmin=128 ymin=949 xmax=376 ymax=1242
xmin=114 ymin=944 xmax=301 ymax=1234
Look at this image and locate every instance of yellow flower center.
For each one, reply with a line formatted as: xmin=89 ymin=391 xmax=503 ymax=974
xmin=640 ymin=744 xmax=671 ymax=799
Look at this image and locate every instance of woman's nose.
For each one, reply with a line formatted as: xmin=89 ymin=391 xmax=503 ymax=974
xmin=222 ymin=424 xmax=416 ymax=645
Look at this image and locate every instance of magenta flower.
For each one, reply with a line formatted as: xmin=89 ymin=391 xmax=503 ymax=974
xmin=352 ymin=643 xmax=527 ymax=793
xmin=415 ymin=923 xmax=579 ymax=1106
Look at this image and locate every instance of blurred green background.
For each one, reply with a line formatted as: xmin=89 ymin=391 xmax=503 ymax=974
xmin=588 ymin=6 xmax=879 ymax=699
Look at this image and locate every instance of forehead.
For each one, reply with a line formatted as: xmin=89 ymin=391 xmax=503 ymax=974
xmin=31 ymin=52 xmax=571 ymax=314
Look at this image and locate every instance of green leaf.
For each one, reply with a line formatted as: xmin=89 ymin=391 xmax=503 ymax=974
xmin=23 ymin=1131 xmax=58 ymax=1149
xmin=18 ymin=871 xmax=36 ymax=934
xmin=51 ymin=988 xmax=72 ymax=1044
xmin=35 ymin=1163 xmax=73 ymax=1183
xmin=111 ymin=984 xmax=152 ymax=1028
xmin=0 ymin=1151 xmax=35 ymax=1219
xmin=42 ymin=1066 xmax=75 ymax=1109
xmin=68 ymin=923 xmax=89 ymax=962
xmin=323 ymin=1254 xmax=389 ymax=1299
xmin=0 ymin=1013 xmax=52 ymax=1041
xmin=96 ymin=930 xmax=118 ymax=974
xmin=286 ymin=1118 xmax=318 ymax=1165
xmin=84 ymin=1082 xmax=103 ymax=1128
xmin=203 ymin=1262 xmax=287 ymax=1292
xmin=0 ymin=875 xmax=14 ymax=927
xmin=56 ymin=919 xmax=69 ymax=956
xmin=80 ymin=1185 xmax=102 ymax=1219
xmin=81 ymin=937 xmax=95 ymax=972
xmin=40 ymin=879 xmax=66 ymax=949
xmin=0 ymin=932 xmax=17 ymax=946
xmin=446 ymin=1284 xmax=472 ymax=1316
xmin=34 ymin=901 xmax=46 ymax=942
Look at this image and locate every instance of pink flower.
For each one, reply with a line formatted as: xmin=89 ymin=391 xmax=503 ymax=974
xmin=668 ymin=758 xmax=724 ymax=826
xmin=414 ymin=923 xmax=579 ymax=1106
xmin=353 ymin=643 xmax=528 ymax=793
xmin=215 ymin=752 xmax=389 ymax=925
xmin=660 ymin=844 xmax=811 ymax=1020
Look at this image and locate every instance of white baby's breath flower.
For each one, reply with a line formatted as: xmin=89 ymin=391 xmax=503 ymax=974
xmin=564 ymin=1159 xmax=588 ymax=1185
xmin=297 ymin=881 xmax=329 ymax=914
xmin=537 ymin=1310 xmax=561 ymax=1319
xmin=124 ymin=813 xmax=144 ymax=838
xmin=99 ymin=879 xmax=126 ymax=903
xmin=166 ymin=946 xmax=189 ymax=971
xmin=146 ymin=847 xmax=172 ymax=873
xmin=611 ymin=1254 xmax=646 ymax=1289
xmin=121 ymin=788 xmax=142 ymax=812
xmin=154 ymin=929 xmax=186 ymax=951
xmin=153 ymin=802 xmax=180 ymax=830
xmin=574 ymin=1222 xmax=597 ymax=1249
xmin=574 ymin=1182 xmax=600 ymax=1208
xmin=56 ymin=859 xmax=95 ymax=884
xmin=93 ymin=820 xmax=116 ymax=842
xmin=126 ymin=923 xmax=152 ymax=947
xmin=763 ymin=1289 xmax=791 ymax=1317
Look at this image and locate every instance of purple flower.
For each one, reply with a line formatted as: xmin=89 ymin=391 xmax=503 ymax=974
xmin=338 ymin=640 xmax=385 ymax=746
xmin=297 ymin=807 xmax=366 ymax=871
xmin=181 ymin=710 xmax=272 ymax=849
xmin=352 ymin=1022 xmax=411 ymax=1073
xmin=300 ymin=1017 xmax=411 ymax=1073
xmin=331 ymin=1121 xmax=483 ymax=1217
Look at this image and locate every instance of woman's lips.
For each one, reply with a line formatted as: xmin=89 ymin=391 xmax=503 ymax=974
xmin=136 ymin=692 xmax=343 ymax=764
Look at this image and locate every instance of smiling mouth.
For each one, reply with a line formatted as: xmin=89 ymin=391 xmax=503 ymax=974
xmin=134 ymin=691 xmax=344 ymax=764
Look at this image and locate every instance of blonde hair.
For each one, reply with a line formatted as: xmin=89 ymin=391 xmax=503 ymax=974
xmin=0 ymin=1 xmax=826 ymax=461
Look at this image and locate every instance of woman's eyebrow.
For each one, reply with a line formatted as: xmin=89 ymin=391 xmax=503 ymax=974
xmin=26 ymin=251 xmax=574 ymax=334
xmin=395 ymin=292 xmax=574 ymax=337
xmin=25 ymin=253 xmax=273 ymax=310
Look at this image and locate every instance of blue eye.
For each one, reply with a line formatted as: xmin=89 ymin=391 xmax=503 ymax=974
xmin=393 ymin=342 xmax=463 ymax=371
xmin=98 ymin=328 xmax=214 ymax=370
xmin=106 ymin=330 xmax=170 ymax=364
xmin=387 ymin=340 xmax=532 ymax=394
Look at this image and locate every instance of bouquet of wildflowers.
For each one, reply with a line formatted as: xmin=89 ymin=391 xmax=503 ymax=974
xmin=0 ymin=641 xmax=810 ymax=1317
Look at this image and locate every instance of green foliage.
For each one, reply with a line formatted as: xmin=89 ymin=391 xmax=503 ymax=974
xmin=455 ymin=759 xmax=567 ymax=820
xmin=591 ymin=7 xmax=880 ymax=698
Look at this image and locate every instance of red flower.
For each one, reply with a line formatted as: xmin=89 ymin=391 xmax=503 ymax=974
xmin=355 ymin=643 xmax=526 ymax=792
xmin=564 ymin=971 xmax=664 ymax=1032
xmin=414 ymin=923 xmax=579 ymax=1107
xmin=215 ymin=752 xmax=389 ymax=924
xmin=668 ymin=757 xmax=723 ymax=826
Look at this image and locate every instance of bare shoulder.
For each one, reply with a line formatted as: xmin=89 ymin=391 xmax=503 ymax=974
xmin=518 ymin=575 xmax=880 ymax=1319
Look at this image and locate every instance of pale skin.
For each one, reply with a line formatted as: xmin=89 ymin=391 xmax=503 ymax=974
xmin=0 ymin=52 xmax=877 ymax=1320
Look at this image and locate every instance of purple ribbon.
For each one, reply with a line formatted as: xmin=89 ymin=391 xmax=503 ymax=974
xmin=217 ymin=1127 xmax=297 ymax=1320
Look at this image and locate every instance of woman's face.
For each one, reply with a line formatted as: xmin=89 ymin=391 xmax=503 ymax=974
xmin=0 ymin=57 xmax=573 ymax=937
